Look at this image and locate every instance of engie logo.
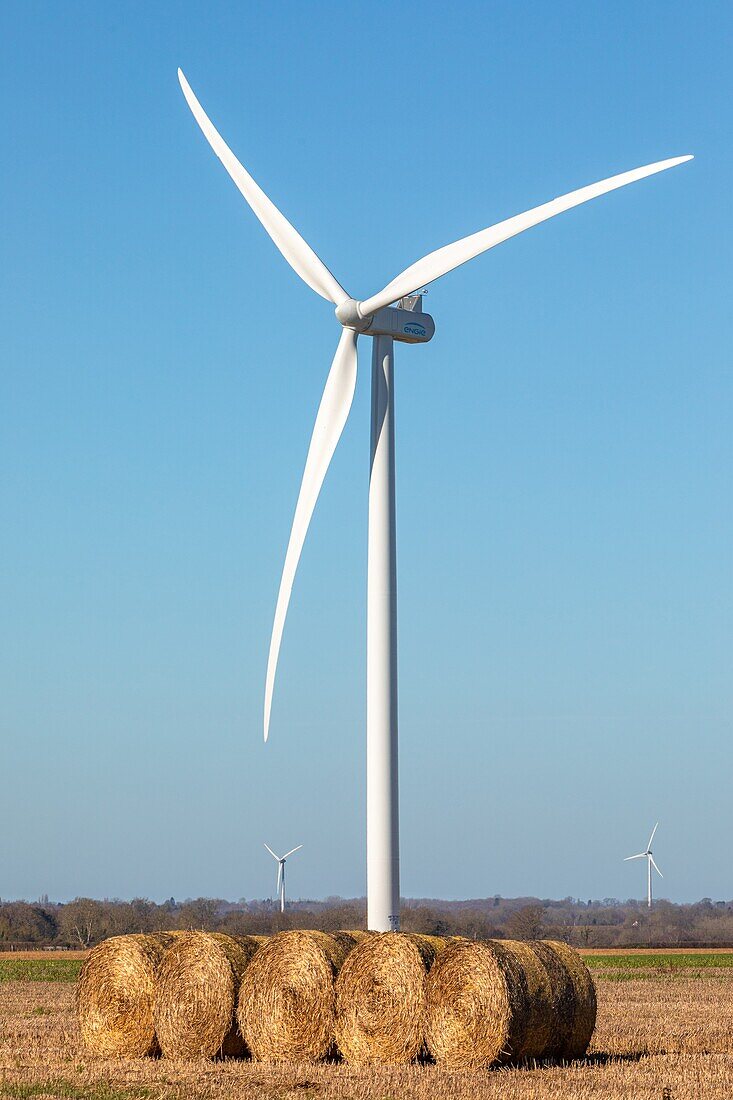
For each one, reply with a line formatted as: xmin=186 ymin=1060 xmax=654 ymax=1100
xmin=404 ymin=323 xmax=426 ymax=337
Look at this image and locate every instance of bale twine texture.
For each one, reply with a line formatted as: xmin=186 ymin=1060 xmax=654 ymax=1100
xmin=76 ymin=931 xmax=181 ymax=1057
xmin=530 ymin=939 xmax=596 ymax=1059
xmin=499 ymin=939 xmax=555 ymax=1061
xmin=334 ymin=932 xmax=454 ymax=1066
xmin=237 ymin=929 xmax=366 ymax=1062
xmin=424 ymin=938 xmax=534 ymax=1069
xmin=154 ymin=932 xmax=264 ymax=1059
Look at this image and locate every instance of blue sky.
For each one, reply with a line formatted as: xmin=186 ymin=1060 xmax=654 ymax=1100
xmin=1 ymin=1 xmax=730 ymax=905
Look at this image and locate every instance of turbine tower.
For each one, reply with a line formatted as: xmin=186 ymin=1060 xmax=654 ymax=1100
xmin=264 ymin=843 xmax=302 ymax=913
xmin=178 ymin=69 xmax=692 ymax=932
xmin=624 ymin=822 xmax=663 ymax=908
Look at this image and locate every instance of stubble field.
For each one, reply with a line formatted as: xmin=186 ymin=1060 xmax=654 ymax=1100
xmin=1 ymin=952 xmax=732 ymax=1099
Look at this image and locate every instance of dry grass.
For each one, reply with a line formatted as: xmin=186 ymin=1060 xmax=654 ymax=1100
xmin=1 ymin=968 xmax=732 ymax=1098
xmin=0 ymin=953 xmax=88 ymax=961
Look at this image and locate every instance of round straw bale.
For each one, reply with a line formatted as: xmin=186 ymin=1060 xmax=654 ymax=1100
xmin=424 ymin=938 xmax=534 ymax=1069
xmin=77 ymin=932 xmax=181 ymax=1057
xmin=499 ymin=939 xmax=555 ymax=1061
xmin=530 ymin=940 xmax=596 ymax=1059
xmin=334 ymin=932 xmax=452 ymax=1065
xmin=154 ymin=932 xmax=264 ymax=1059
xmin=237 ymin=930 xmax=366 ymax=1062
xmin=527 ymin=940 xmax=576 ymax=1058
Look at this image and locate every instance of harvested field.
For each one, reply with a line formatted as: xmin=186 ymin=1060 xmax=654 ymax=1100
xmin=0 ymin=955 xmax=732 ymax=1098
xmin=0 ymin=952 xmax=88 ymax=960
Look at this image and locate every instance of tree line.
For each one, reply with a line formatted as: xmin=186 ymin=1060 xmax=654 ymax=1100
xmin=1 ymin=895 xmax=732 ymax=949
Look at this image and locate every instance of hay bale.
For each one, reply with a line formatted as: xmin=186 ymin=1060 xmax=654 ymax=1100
xmin=530 ymin=940 xmax=596 ymax=1059
xmin=77 ymin=932 xmax=181 ymax=1057
xmin=424 ymin=938 xmax=534 ymax=1069
xmin=334 ymin=932 xmax=452 ymax=1065
xmin=527 ymin=940 xmax=576 ymax=1058
xmin=499 ymin=939 xmax=555 ymax=1061
xmin=154 ymin=931 xmax=264 ymax=1059
xmin=237 ymin=930 xmax=366 ymax=1062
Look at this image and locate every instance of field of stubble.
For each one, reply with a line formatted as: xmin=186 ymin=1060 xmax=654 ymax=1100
xmin=1 ymin=956 xmax=732 ymax=1100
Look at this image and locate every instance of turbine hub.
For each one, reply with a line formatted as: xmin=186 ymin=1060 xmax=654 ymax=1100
xmin=335 ymin=299 xmax=372 ymax=332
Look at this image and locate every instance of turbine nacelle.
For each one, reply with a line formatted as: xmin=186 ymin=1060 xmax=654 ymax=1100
xmin=335 ymin=298 xmax=435 ymax=344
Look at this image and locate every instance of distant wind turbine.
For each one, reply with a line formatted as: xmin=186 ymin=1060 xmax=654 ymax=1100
xmin=624 ymin=823 xmax=663 ymax=908
xmin=264 ymin=843 xmax=303 ymax=912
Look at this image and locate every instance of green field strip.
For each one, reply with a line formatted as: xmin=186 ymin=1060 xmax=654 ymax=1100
xmin=0 ymin=959 xmax=83 ymax=982
xmin=585 ymin=953 xmax=733 ymax=970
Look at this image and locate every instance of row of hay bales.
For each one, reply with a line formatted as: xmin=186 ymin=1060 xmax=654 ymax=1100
xmin=77 ymin=929 xmax=596 ymax=1068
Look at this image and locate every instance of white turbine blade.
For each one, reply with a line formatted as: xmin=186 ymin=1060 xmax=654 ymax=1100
xmin=647 ymin=822 xmax=659 ymax=850
xmin=276 ymin=863 xmax=283 ymax=895
xmin=282 ymin=845 xmax=303 ymax=859
xmin=624 ymin=853 xmax=646 ymax=861
xmin=650 ymin=856 xmax=663 ymax=878
xmin=178 ymin=70 xmax=349 ymax=306
xmin=264 ymin=843 xmax=280 ymax=861
xmin=264 ymin=327 xmax=359 ymax=741
xmin=360 ymin=155 xmax=693 ymax=316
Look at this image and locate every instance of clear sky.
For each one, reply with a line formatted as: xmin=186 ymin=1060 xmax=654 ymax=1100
xmin=1 ymin=1 xmax=730 ymax=906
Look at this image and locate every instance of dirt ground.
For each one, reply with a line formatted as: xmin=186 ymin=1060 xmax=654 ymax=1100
xmin=1 ymin=972 xmax=732 ymax=1099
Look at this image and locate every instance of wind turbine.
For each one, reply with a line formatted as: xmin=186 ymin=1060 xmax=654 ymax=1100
xmin=624 ymin=822 xmax=663 ymax=908
xmin=178 ymin=68 xmax=692 ymax=933
xmin=264 ymin=843 xmax=303 ymax=912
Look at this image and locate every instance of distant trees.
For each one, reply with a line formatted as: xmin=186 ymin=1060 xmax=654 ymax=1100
xmin=0 ymin=894 xmax=732 ymax=948
xmin=505 ymin=905 xmax=546 ymax=941
xmin=401 ymin=906 xmax=452 ymax=938
xmin=57 ymin=899 xmax=108 ymax=947
xmin=174 ymin=898 xmax=222 ymax=931
xmin=0 ymin=902 xmax=57 ymax=944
